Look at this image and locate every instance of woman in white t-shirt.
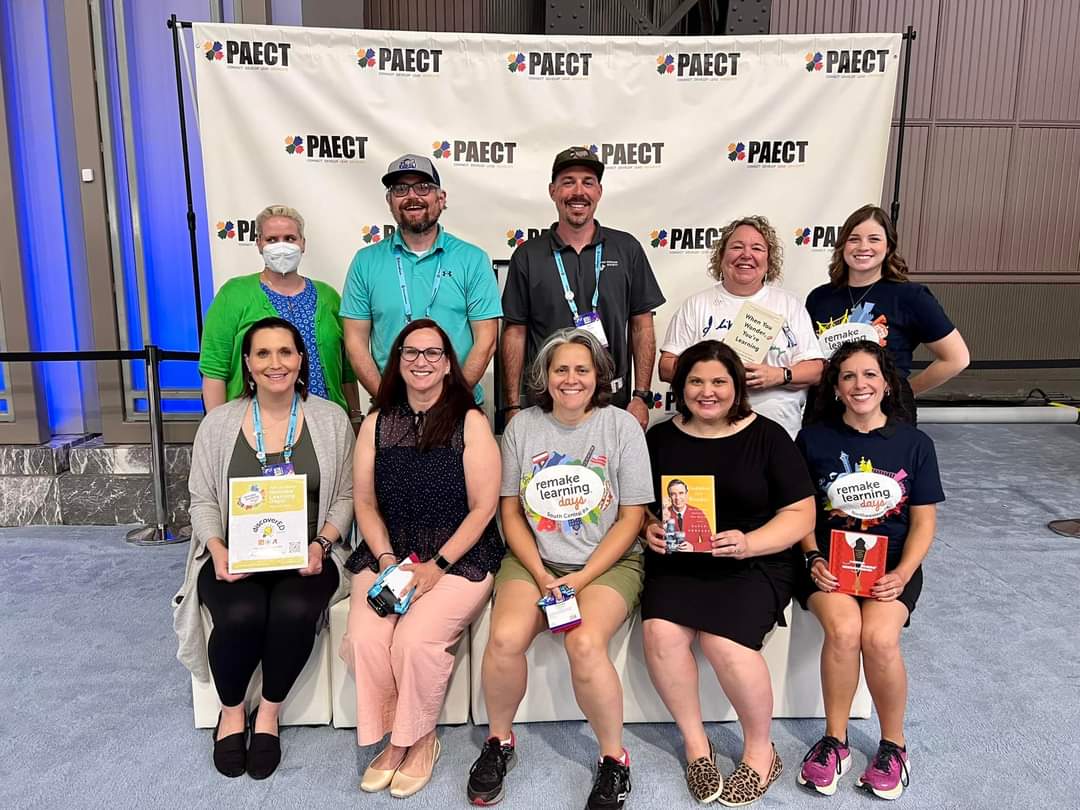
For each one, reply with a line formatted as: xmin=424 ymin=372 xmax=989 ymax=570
xmin=467 ymin=328 xmax=653 ymax=810
xmin=659 ymin=215 xmax=825 ymax=438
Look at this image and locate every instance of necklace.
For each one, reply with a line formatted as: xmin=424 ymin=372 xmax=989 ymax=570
xmin=847 ymin=280 xmax=877 ymax=312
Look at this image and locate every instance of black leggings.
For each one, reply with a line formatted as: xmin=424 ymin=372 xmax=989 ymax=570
xmin=197 ymin=559 xmax=339 ymax=706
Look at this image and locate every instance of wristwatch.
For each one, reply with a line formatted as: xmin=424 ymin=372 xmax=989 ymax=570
xmin=803 ymin=550 xmax=824 ymax=570
xmin=632 ymin=389 xmax=654 ymax=406
xmin=782 ymin=367 xmax=793 ymax=385
xmin=314 ymin=535 xmax=334 ymax=558
xmin=433 ymin=553 xmax=452 ymax=571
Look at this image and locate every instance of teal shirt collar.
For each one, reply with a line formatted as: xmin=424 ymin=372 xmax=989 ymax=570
xmin=391 ymin=224 xmax=446 ymax=258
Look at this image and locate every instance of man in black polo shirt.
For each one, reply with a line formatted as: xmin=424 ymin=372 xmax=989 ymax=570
xmin=500 ymin=146 xmax=665 ymax=429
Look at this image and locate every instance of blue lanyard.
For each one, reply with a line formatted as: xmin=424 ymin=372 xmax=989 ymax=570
xmin=252 ymin=392 xmax=299 ymax=469
xmin=395 ymin=251 xmax=443 ymax=322
xmin=552 ymin=243 xmax=603 ymax=322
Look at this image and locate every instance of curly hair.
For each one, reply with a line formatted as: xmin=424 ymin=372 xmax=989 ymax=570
xmin=827 ymin=204 xmax=909 ymax=286
xmin=805 ymin=340 xmax=903 ymax=426
xmin=526 ymin=328 xmax=614 ymax=412
xmin=706 ymin=215 xmax=783 ymax=285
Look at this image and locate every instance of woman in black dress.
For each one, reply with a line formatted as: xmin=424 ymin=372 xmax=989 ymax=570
xmin=642 ymin=341 xmax=815 ymax=806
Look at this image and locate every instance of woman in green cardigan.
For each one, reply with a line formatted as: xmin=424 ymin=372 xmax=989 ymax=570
xmin=199 ymin=205 xmax=360 ymax=417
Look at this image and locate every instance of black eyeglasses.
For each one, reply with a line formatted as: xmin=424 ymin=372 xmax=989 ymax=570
xmin=400 ymin=346 xmax=446 ymax=362
xmin=388 ymin=181 xmax=439 ymax=198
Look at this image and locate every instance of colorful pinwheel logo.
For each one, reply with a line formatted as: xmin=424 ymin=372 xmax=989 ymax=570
xmin=361 ymin=225 xmax=382 ymax=244
xmin=805 ymin=52 xmax=823 ymax=72
xmin=651 ymin=392 xmax=664 ymax=409
xmin=727 ymin=142 xmax=746 ymax=161
xmin=216 ymin=220 xmax=236 ymax=239
xmin=507 ymin=52 xmax=526 ymax=73
xmin=284 ymin=135 xmax=304 ymax=155
xmin=656 ymin=54 xmax=674 ymax=75
xmin=432 ymin=140 xmax=451 ymax=159
xmin=204 ymin=41 xmax=224 ymax=61
xmin=649 ymin=229 xmax=668 ymax=248
xmin=357 ymin=47 xmax=376 ymax=68
xmin=794 ymin=227 xmax=812 ymax=246
xmin=506 ymin=229 xmax=526 ymax=248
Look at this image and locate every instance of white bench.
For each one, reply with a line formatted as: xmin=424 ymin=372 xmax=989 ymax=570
xmin=191 ymin=605 xmax=333 ymax=728
xmin=469 ymin=600 xmax=870 ymax=723
xmin=327 ymin=597 xmax=472 ymax=729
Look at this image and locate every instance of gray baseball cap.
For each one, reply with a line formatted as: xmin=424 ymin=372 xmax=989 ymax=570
xmin=381 ymin=153 xmax=442 ymax=188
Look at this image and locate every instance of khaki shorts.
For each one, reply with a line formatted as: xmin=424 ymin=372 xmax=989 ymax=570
xmin=494 ymin=549 xmax=645 ymax=615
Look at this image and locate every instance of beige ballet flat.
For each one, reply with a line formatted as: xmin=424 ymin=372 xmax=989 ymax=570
xmin=389 ymin=737 xmax=442 ymax=798
xmin=360 ymin=744 xmax=407 ymax=793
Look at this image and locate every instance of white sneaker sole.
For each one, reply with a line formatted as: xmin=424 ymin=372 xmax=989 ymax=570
xmin=856 ymin=757 xmax=910 ymax=801
xmin=797 ymin=753 xmax=851 ymax=796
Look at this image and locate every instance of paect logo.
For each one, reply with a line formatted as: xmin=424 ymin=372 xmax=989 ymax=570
xmin=588 ymin=142 xmax=663 ymax=169
xmin=507 ymin=50 xmax=591 ymax=78
xmin=203 ymin=40 xmax=290 ymax=69
xmin=360 ymin=46 xmax=442 ymax=74
xmin=506 ymin=227 xmax=545 ymax=248
xmin=361 ymin=224 xmax=396 ymax=244
xmin=432 ymin=139 xmax=516 ymax=166
xmin=647 ymin=227 xmax=720 ymax=252
xmin=657 ymin=51 xmax=740 ymax=79
xmin=285 ymin=134 xmax=368 ymax=161
xmin=807 ymin=48 xmax=890 ymax=76
xmin=215 ymin=219 xmax=257 ymax=243
xmin=794 ymin=225 xmax=840 ymax=249
xmin=727 ymin=139 xmax=808 ymax=167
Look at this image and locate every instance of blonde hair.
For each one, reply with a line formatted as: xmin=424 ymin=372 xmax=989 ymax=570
xmin=707 ymin=215 xmax=783 ymax=285
xmin=255 ymin=205 xmax=305 ymax=239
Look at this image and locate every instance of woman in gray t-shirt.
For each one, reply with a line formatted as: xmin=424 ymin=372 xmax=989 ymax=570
xmin=467 ymin=328 xmax=652 ymax=810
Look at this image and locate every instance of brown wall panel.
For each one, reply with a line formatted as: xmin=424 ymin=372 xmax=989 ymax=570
xmin=854 ymin=0 xmax=939 ymax=120
xmin=920 ymin=127 xmax=1011 ymax=273
xmin=880 ymin=125 xmax=929 ymax=269
xmin=367 ymin=0 xmax=484 ymax=31
xmin=932 ymin=0 xmax=1022 ymax=121
xmin=999 ymin=128 xmax=1080 ymax=273
xmin=769 ymin=0 xmax=853 ymax=34
xmin=1018 ymin=0 xmax=1080 ymax=122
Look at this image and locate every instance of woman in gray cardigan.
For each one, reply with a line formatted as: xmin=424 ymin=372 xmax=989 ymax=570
xmin=174 ymin=317 xmax=354 ymax=780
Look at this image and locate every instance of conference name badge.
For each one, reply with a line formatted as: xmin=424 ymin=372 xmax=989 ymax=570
xmin=817 ymin=322 xmax=879 ymax=358
xmin=227 ymin=475 xmax=309 ymax=574
xmin=524 ymin=465 xmax=604 ymax=522
xmin=537 ymin=584 xmax=582 ymax=633
xmin=826 ymin=471 xmax=902 ymax=520
xmin=574 ymin=311 xmax=609 ymax=348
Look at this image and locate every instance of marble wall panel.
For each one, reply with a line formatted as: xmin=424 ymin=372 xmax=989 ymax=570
xmin=0 ymin=435 xmax=89 ymax=475
xmin=68 ymin=443 xmax=192 ymax=476
xmin=0 ymin=476 xmax=62 ymax=526
xmin=58 ymin=472 xmax=191 ymax=529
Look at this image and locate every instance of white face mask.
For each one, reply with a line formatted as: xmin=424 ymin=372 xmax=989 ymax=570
xmin=262 ymin=241 xmax=302 ymax=275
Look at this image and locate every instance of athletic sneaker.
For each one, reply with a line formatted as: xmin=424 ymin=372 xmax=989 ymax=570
xmin=467 ymin=735 xmax=517 ymax=806
xmin=798 ymin=735 xmax=852 ymax=796
xmin=586 ymin=755 xmax=632 ymax=810
xmin=856 ymin=739 xmax=910 ymax=800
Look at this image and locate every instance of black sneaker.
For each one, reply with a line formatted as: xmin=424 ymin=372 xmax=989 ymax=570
xmin=467 ymin=735 xmax=517 ymax=805
xmin=586 ymin=755 xmax=631 ymax=810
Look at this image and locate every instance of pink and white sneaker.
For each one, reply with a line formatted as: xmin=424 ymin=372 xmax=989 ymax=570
xmin=856 ymin=739 xmax=910 ymax=800
xmin=798 ymin=736 xmax=851 ymax=796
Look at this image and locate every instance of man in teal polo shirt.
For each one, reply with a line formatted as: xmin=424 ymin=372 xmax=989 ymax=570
xmin=342 ymin=154 xmax=501 ymax=403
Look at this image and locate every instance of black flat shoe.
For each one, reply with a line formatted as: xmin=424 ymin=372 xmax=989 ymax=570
xmin=212 ymin=710 xmax=247 ymax=778
xmin=246 ymin=706 xmax=281 ymax=780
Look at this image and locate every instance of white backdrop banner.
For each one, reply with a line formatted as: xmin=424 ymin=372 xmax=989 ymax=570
xmin=192 ymin=23 xmax=900 ymax=408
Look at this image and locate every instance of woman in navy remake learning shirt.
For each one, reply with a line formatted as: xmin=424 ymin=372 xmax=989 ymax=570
xmin=804 ymin=205 xmax=969 ymax=423
xmin=795 ymin=340 xmax=944 ymax=801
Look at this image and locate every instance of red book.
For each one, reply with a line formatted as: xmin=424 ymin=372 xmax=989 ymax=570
xmin=828 ymin=529 xmax=887 ymax=597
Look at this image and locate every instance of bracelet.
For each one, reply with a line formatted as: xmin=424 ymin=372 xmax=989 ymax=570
xmin=376 ymin=551 xmax=396 ymax=562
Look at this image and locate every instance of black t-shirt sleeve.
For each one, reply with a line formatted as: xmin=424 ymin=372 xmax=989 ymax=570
xmin=764 ymin=420 xmax=816 ymax=512
xmin=906 ymin=284 xmax=955 ymax=345
xmin=908 ymin=430 xmax=945 ymax=506
xmin=627 ymin=240 xmax=666 ymax=315
xmin=501 ymin=246 xmax=531 ymax=325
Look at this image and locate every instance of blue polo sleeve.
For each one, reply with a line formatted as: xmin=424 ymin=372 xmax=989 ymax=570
xmin=464 ymin=246 xmax=503 ymax=321
xmin=340 ymin=249 xmax=372 ymax=320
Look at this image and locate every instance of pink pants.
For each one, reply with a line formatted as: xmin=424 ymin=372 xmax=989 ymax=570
xmin=341 ymin=568 xmax=492 ymax=747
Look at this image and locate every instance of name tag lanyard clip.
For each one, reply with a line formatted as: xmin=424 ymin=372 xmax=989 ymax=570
xmin=553 ymin=243 xmax=603 ymax=322
xmin=396 ymin=251 xmax=443 ymax=323
xmin=252 ymin=392 xmax=299 ymax=472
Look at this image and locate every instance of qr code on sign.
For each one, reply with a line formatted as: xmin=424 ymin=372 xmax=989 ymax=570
xmin=288 ymin=542 xmax=301 ymax=553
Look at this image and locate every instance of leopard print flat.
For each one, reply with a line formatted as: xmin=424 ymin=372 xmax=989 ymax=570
xmin=717 ymin=744 xmax=782 ymax=807
xmin=685 ymin=741 xmax=723 ymax=804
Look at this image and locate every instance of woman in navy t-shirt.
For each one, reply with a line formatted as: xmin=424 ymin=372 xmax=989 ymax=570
xmin=804 ymin=205 xmax=969 ymax=423
xmin=794 ymin=340 xmax=944 ymax=802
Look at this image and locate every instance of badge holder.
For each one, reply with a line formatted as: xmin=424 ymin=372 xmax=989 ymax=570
xmin=367 ymin=552 xmax=420 ymax=617
xmin=574 ymin=311 xmax=609 ymax=348
xmin=537 ymin=584 xmax=582 ymax=633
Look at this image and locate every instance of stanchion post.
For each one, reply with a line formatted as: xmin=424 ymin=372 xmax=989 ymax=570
xmin=890 ymin=25 xmax=917 ymax=229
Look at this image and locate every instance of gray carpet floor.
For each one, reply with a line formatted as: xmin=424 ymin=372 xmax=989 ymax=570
xmin=1 ymin=423 xmax=1078 ymax=809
